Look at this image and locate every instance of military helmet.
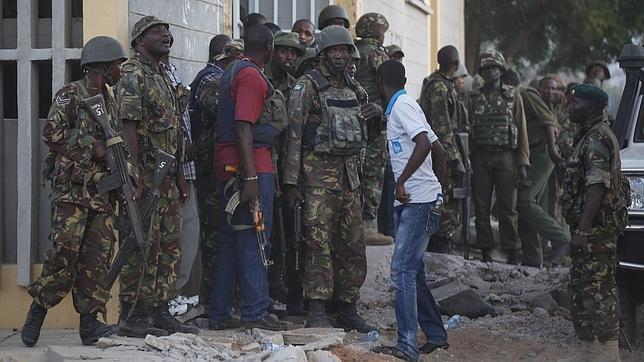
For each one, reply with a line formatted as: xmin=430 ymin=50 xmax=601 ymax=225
xmin=386 ymin=44 xmax=404 ymax=58
xmin=130 ymin=15 xmax=168 ymax=47
xmin=585 ymin=61 xmax=611 ymax=80
xmin=80 ymin=36 xmax=127 ymax=67
xmin=317 ymin=25 xmax=357 ymax=54
xmin=273 ymin=31 xmax=306 ymax=56
xmin=214 ymin=39 xmax=244 ymax=61
xmin=479 ymin=50 xmax=507 ymax=71
xmin=317 ymin=5 xmax=350 ymax=30
xmin=356 ymin=13 xmax=389 ymax=39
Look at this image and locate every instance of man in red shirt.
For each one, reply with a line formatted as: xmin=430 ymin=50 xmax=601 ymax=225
xmin=208 ymin=24 xmax=285 ymax=331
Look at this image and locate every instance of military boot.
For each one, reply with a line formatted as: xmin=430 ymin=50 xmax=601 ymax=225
xmin=481 ymin=248 xmax=494 ymax=263
xmin=79 ymin=313 xmax=119 ymax=345
xmin=364 ymin=223 xmax=393 ymax=246
xmin=118 ymin=303 xmax=168 ymax=338
xmin=506 ymin=249 xmax=519 ymax=265
xmin=21 ymin=302 xmax=47 ymax=347
xmin=305 ymin=300 xmax=332 ymax=328
xmin=335 ymin=301 xmax=377 ymax=333
xmin=150 ymin=305 xmax=200 ymax=334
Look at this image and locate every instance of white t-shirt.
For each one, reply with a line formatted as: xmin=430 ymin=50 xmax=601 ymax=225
xmin=385 ymin=90 xmax=442 ymax=206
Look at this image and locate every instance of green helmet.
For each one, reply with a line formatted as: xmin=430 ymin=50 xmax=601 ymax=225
xmin=479 ymin=50 xmax=507 ymax=71
xmin=317 ymin=5 xmax=350 ymax=30
xmin=386 ymin=44 xmax=404 ymax=58
xmin=273 ymin=31 xmax=306 ymax=56
xmin=80 ymin=36 xmax=127 ymax=67
xmin=130 ymin=15 xmax=168 ymax=47
xmin=356 ymin=13 xmax=389 ymax=39
xmin=317 ymin=25 xmax=357 ymax=54
xmin=295 ymin=47 xmax=319 ymax=77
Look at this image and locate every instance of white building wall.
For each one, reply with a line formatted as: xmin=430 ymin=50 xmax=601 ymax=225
xmin=360 ymin=0 xmax=431 ymax=98
xmin=438 ymin=0 xmax=465 ymax=62
xmin=129 ymin=0 xmax=227 ymax=83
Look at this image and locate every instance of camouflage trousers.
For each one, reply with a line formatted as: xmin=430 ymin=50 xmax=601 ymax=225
xmin=28 ymin=202 xmax=116 ymax=315
xmin=570 ymin=250 xmax=619 ymax=342
xmin=362 ymin=131 xmax=387 ymax=220
xmin=303 ymin=186 xmax=367 ymax=303
xmin=119 ymin=180 xmax=182 ymax=309
xmin=196 ymin=157 xmax=220 ymax=305
xmin=435 ymin=164 xmax=462 ymax=240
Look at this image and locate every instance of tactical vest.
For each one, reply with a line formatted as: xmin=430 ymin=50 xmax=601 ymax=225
xmin=215 ymin=59 xmax=286 ymax=148
xmin=188 ymin=63 xmax=222 ymax=142
xmin=302 ymin=69 xmax=366 ymax=156
xmin=420 ymin=73 xmax=456 ymax=119
xmin=560 ymin=121 xmax=631 ymax=233
xmin=470 ymin=86 xmax=518 ymax=149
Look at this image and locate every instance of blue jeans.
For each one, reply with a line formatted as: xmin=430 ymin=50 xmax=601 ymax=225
xmin=209 ymin=173 xmax=274 ymax=323
xmin=391 ymin=201 xmax=447 ymax=360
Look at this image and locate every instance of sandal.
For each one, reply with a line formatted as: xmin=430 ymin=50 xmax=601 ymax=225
xmin=371 ymin=345 xmax=415 ymax=361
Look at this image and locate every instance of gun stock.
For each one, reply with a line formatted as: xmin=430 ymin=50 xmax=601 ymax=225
xmin=454 ymin=132 xmax=471 ymax=260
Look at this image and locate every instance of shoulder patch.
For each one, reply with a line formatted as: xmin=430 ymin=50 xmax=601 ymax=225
xmin=55 ymin=94 xmax=71 ymax=106
xmin=293 ymin=83 xmax=304 ymax=91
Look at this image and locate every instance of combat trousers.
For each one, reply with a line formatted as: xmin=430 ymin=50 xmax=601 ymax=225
xmin=570 ymin=249 xmax=619 ymax=342
xmin=303 ymin=186 xmax=367 ymax=303
xmin=435 ymin=163 xmax=462 ymax=241
xmin=119 ymin=179 xmax=182 ymax=309
xmin=28 ymin=202 xmax=116 ymax=315
xmin=362 ymin=130 xmax=387 ymax=220
xmin=196 ymin=156 xmax=220 ymax=305
xmin=517 ymin=144 xmax=570 ymax=266
xmin=471 ymin=148 xmax=521 ymax=251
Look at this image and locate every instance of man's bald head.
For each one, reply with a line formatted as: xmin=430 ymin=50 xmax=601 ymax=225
xmin=209 ymin=34 xmax=232 ymax=61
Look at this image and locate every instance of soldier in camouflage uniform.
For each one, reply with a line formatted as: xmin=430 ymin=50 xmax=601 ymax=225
xmin=282 ymin=26 xmax=380 ymax=332
xmin=500 ymin=70 xmax=570 ymax=267
xmin=21 ymin=36 xmax=126 ymax=347
xmin=560 ymin=84 xmax=629 ymax=360
xmin=418 ymin=45 xmax=464 ymax=253
xmin=467 ymin=51 xmax=530 ymax=264
xmin=317 ymin=5 xmax=350 ymax=30
xmin=189 ymin=38 xmax=242 ymax=306
xmin=354 ymin=12 xmax=392 ymax=245
xmin=117 ymin=16 xmax=198 ymax=337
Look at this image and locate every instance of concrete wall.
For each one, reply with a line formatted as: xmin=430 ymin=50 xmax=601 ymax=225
xmin=129 ymin=0 xmax=227 ymax=84
xmin=437 ymin=0 xmax=465 ymax=64
xmin=360 ymin=0 xmax=433 ymax=98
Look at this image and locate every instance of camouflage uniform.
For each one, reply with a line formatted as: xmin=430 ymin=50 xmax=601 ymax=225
xmin=29 ymin=76 xmax=118 ymax=315
xmin=282 ymin=62 xmax=369 ymax=302
xmin=560 ymin=114 xmax=629 ymax=343
xmin=117 ymin=50 xmax=184 ymax=309
xmin=467 ymin=53 xmax=530 ymax=253
xmin=418 ymin=71 xmax=462 ymax=244
xmin=354 ymin=13 xmax=389 ymax=221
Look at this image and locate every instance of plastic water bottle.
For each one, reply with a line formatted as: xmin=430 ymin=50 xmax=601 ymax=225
xmin=443 ymin=315 xmax=462 ymax=330
xmin=261 ymin=343 xmax=283 ymax=352
xmin=364 ymin=330 xmax=380 ymax=342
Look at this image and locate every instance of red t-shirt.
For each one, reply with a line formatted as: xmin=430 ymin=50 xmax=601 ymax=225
xmin=213 ymin=59 xmax=274 ymax=181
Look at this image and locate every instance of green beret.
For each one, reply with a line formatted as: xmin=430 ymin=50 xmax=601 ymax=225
xmin=131 ymin=16 xmax=168 ymax=48
xmin=273 ymin=31 xmax=306 ymax=57
xmin=570 ymin=84 xmax=608 ymax=105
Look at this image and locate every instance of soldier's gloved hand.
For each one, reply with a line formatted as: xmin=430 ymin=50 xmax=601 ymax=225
xmin=284 ymin=184 xmax=303 ymax=209
xmin=360 ymin=103 xmax=383 ymax=121
xmin=518 ymin=165 xmax=528 ymax=182
xmin=92 ymin=139 xmax=106 ymax=161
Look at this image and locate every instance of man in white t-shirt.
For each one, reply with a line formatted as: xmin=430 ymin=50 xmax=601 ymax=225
xmin=372 ymin=60 xmax=449 ymax=361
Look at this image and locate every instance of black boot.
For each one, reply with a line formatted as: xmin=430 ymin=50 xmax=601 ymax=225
xmin=118 ymin=303 xmax=168 ymax=338
xmin=506 ymin=249 xmax=518 ymax=265
xmin=79 ymin=313 xmax=119 ymax=346
xmin=286 ymin=292 xmax=304 ymax=317
xmin=21 ymin=302 xmax=47 ymax=347
xmin=149 ymin=305 xmax=199 ymax=334
xmin=305 ymin=300 xmax=332 ymax=328
xmin=336 ymin=301 xmax=376 ymax=333
xmin=481 ymin=248 xmax=494 ymax=263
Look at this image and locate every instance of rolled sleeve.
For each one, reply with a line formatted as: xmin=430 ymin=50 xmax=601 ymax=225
xmin=583 ymin=132 xmax=612 ymax=188
xmin=117 ymin=66 xmax=144 ymax=122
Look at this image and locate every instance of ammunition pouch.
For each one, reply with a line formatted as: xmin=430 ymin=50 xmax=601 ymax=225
xmin=472 ymin=114 xmax=517 ymax=149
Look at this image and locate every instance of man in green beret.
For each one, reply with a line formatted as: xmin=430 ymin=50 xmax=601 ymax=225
xmin=560 ymin=84 xmax=629 ymax=360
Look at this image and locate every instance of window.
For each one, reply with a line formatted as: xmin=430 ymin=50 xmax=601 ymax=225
xmin=1 ymin=0 xmax=18 ymax=49
xmin=233 ymin=0 xmax=330 ymax=38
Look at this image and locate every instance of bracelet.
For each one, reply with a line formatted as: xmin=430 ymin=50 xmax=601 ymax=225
xmin=573 ymin=229 xmax=590 ymax=237
xmin=243 ymin=176 xmax=258 ymax=182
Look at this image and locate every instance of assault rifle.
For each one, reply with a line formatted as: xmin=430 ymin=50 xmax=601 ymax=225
xmin=453 ymin=132 xmax=471 ymax=260
xmin=83 ymin=94 xmax=176 ymax=290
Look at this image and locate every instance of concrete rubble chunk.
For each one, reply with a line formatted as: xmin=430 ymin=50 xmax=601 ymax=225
xmin=145 ymin=332 xmax=240 ymax=360
xmin=527 ymin=292 xmax=559 ymax=312
xmin=438 ymin=289 xmax=495 ymax=318
xmin=47 ymin=345 xmax=162 ymax=362
xmin=252 ymin=328 xmax=285 ymax=344
xmin=431 ymin=280 xmax=470 ymax=303
xmin=176 ymin=304 xmax=207 ymax=323
xmin=282 ymin=327 xmax=346 ymax=345
xmin=265 ymin=345 xmax=307 ymax=362
xmin=533 ymin=307 xmax=549 ymax=318
xmin=302 ymin=335 xmax=345 ymax=351
xmin=96 ymin=335 xmax=146 ymax=349
xmin=307 ymin=350 xmax=342 ymax=362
